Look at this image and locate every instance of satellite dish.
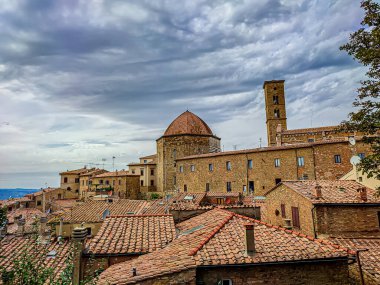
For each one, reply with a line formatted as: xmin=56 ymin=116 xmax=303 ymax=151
xmin=102 ymin=209 xmax=110 ymax=220
xmin=350 ymin=156 xmax=361 ymax=166
xmin=349 ymin=137 xmax=356 ymax=145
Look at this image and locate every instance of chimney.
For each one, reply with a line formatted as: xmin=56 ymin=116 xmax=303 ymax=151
xmin=16 ymin=218 xmax=25 ymax=236
xmin=42 ymin=190 xmax=46 ymax=213
xmin=358 ymin=187 xmax=367 ymax=202
xmin=314 ymin=185 xmax=322 ymax=198
xmin=58 ymin=217 xmax=64 ymax=243
xmin=71 ymin=226 xmax=87 ymax=285
xmin=244 ymin=223 xmax=255 ymax=255
xmin=38 ymin=216 xmax=49 ymax=244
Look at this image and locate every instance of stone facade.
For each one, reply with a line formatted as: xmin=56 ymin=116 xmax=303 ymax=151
xmin=156 ymin=134 xmax=220 ymax=192
xmin=91 ymin=173 xmax=140 ymax=199
xmin=128 ymin=155 xmax=157 ymax=194
xmin=176 ymin=140 xmax=371 ymax=196
xmin=197 ymin=261 xmax=349 ymax=285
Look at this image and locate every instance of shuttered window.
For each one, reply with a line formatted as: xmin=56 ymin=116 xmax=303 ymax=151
xmin=291 ymin=207 xmax=300 ymax=228
xmin=281 ymin=204 xmax=286 ymax=218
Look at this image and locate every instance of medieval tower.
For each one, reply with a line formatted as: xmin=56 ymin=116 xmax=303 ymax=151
xmin=264 ymin=80 xmax=287 ymax=146
xmin=156 ymin=111 xmax=221 ymax=192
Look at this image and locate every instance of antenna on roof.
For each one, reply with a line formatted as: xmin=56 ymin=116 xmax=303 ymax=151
xmin=233 ymin=144 xmax=238 ymax=151
xmin=259 ymin=138 xmax=262 ymax=148
xmin=112 ymin=156 xmax=116 ymax=171
xmin=102 ymin=158 xmax=106 ymax=169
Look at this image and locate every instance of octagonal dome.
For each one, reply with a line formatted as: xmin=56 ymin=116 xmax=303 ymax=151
xmin=164 ymin=111 xmax=213 ymax=137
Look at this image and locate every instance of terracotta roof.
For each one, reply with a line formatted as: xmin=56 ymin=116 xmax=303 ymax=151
xmin=80 ymin=168 xmax=108 ymax=177
xmin=176 ymin=138 xmax=354 ymax=161
xmin=281 ymin=126 xmax=339 ymax=135
xmin=28 ymin=187 xmax=61 ymax=197
xmin=274 ymin=180 xmax=380 ymax=204
xmin=0 ymin=236 xmax=71 ymax=283
xmin=0 ymin=197 xmax=32 ymax=207
xmin=59 ymin=167 xmax=93 ymax=175
xmin=139 ymin=154 xmax=157 ymax=159
xmin=87 ymin=215 xmax=176 ymax=255
xmin=128 ymin=162 xmax=156 ymax=166
xmin=163 ymin=111 xmax=214 ymax=137
xmin=97 ymin=208 xmax=353 ymax=284
xmin=50 ymin=199 xmax=78 ymax=210
xmin=6 ymin=208 xmax=43 ymax=234
xmin=331 ymin=237 xmax=380 ymax=284
xmin=94 ymin=170 xmax=138 ymax=178
xmin=139 ymin=199 xmax=167 ymax=215
xmin=206 ymin=192 xmax=240 ymax=198
xmin=60 ymin=200 xmax=150 ymax=223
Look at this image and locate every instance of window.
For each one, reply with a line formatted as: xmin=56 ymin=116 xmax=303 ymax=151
xmin=226 ymin=182 xmax=232 ymax=192
xmin=247 ymin=159 xmax=253 ymax=169
xmin=308 ymin=138 xmax=315 ymax=143
xmin=118 ymin=179 xmax=121 ymax=185
xmin=37 ymin=201 xmax=42 ymax=206
xmin=75 ymin=178 xmax=80 ymax=183
xmin=179 ymin=166 xmax=184 ymax=173
xmin=143 ymin=159 xmax=147 ymax=163
xmin=63 ymin=177 xmax=68 ymax=183
xmin=190 ymin=165 xmax=195 ymax=172
xmin=209 ymin=163 xmax=213 ymax=171
xmin=82 ymin=180 xmax=84 ymax=186
xmin=274 ymin=109 xmax=280 ymax=118
xmin=140 ymin=169 xmax=144 ymax=176
xmin=99 ymin=180 xmax=103 ymax=185
xmin=150 ymin=180 xmax=154 ymax=186
xmin=222 ymin=280 xmax=232 ymax=285
xmin=297 ymin=156 xmax=305 ymax=167
xmin=358 ymin=153 xmax=365 ymax=159
xmin=359 ymin=177 xmax=363 ymax=182
xmin=105 ymin=180 xmax=109 ymax=185
xmin=86 ymin=227 xmax=92 ymax=237
xmin=206 ymin=183 xmax=210 ymax=192
xmin=173 ymin=176 xmax=176 ymax=185
xmin=302 ymin=174 xmax=309 ymax=180
xmin=273 ymin=95 xmax=279 ymax=104
xmin=112 ymin=180 xmax=115 ymax=186
xmin=334 ymin=154 xmax=342 ymax=164
xmin=58 ymin=194 xmax=62 ymax=199
xmin=274 ymin=158 xmax=280 ymax=167
xmin=150 ymin=169 xmax=154 ymax=176
xmin=275 ymin=178 xmax=281 ymax=185
xmin=172 ymin=149 xmax=177 ymax=159
xmin=291 ymin=207 xmax=300 ymax=229
xmin=184 ymin=184 xmax=187 ymax=192
xmin=140 ymin=180 xmax=144 ymax=186
xmin=226 ymin=161 xmax=231 ymax=171
xmin=281 ymin=204 xmax=286 ymax=218
xmin=131 ymin=170 xmax=135 ymax=174
xmin=216 ymin=198 xmax=224 ymax=205
xmin=243 ymin=185 xmax=247 ymax=192
xmin=249 ymin=181 xmax=254 ymax=193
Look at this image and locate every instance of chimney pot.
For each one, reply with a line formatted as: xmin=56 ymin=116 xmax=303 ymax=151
xmin=244 ymin=223 xmax=255 ymax=255
xmin=16 ymin=218 xmax=25 ymax=236
xmin=358 ymin=187 xmax=367 ymax=202
xmin=314 ymin=185 xmax=322 ymax=198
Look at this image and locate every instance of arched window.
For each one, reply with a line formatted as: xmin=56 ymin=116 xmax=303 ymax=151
xmin=274 ymin=109 xmax=280 ymax=118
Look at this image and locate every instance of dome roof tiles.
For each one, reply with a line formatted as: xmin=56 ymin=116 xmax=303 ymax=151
xmin=163 ymin=111 xmax=214 ymax=137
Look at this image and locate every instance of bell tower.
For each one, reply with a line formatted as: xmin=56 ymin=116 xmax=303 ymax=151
xmin=264 ymin=80 xmax=287 ymax=146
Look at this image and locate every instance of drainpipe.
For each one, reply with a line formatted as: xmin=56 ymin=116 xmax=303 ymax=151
xmin=311 ymin=205 xmax=317 ymax=239
xmin=357 ymin=249 xmax=368 ymax=285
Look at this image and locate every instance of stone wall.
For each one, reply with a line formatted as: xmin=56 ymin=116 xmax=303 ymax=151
xmin=156 ymin=135 xmax=220 ymax=192
xmin=196 ymin=261 xmax=350 ymax=285
xmin=264 ymin=184 xmax=315 ymax=237
xmin=176 ymin=141 xmax=370 ymax=196
xmin=316 ymin=205 xmax=380 ymax=236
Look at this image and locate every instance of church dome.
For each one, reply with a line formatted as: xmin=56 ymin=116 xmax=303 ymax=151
xmin=164 ymin=111 xmax=214 ymax=136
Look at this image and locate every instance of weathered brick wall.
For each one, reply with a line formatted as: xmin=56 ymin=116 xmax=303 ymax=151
xmin=281 ymin=130 xmax=360 ymax=145
xmin=197 ymin=261 xmax=349 ymax=285
xmin=156 ymin=135 xmax=220 ymax=192
xmin=176 ymin=141 xmax=369 ymax=197
xmin=124 ymin=175 xmax=140 ymax=199
xmin=60 ymin=173 xmax=80 ymax=193
xmin=316 ymin=206 xmax=380 ymax=236
xmin=129 ymin=269 xmax=196 ymax=285
xmin=264 ymin=184 xmax=315 ymax=236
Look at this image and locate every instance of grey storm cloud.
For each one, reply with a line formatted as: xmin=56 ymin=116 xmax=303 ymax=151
xmin=0 ymin=0 xmax=366 ymax=187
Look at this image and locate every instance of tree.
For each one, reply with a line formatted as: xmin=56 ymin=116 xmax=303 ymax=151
xmin=340 ymin=0 xmax=380 ymax=191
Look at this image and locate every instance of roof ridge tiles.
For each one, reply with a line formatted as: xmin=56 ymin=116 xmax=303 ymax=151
xmin=107 ymin=214 xmax=173 ymax=218
xmin=188 ymin=212 xmax=234 ymax=256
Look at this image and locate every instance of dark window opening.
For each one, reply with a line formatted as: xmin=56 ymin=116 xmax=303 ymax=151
xmin=150 ymin=180 xmax=154 ymax=186
xmin=226 ymin=182 xmax=232 ymax=192
xmin=206 ymin=183 xmax=210 ymax=192
xmin=140 ymin=169 xmax=144 ymax=176
xmin=273 ymin=95 xmax=279 ymax=104
xmin=58 ymin=194 xmax=62 ymax=199
xmin=274 ymin=109 xmax=280 ymax=118
xmin=275 ymin=178 xmax=282 ymax=185
xmin=75 ymin=178 xmax=80 ymax=183
xmin=140 ymin=180 xmax=144 ymax=186
xmin=334 ymin=154 xmax=342 ymax=164
xmin=86 ymin=227 xmax=92 ymax=237
xmin=216 ymin=198 xmax=224 ymax=205
xmin=63 ymin=177 xmax=68 ymax=183
xmin=150 ymin=169 xmax=154 ymax=176
xmin=249 ymin=181 xmax=254 ymax=192
xmin=184 ymin=184 xmax=187 ymax=192
xmin=37 ymin=201 xmax=42 ymax=206
xmin=281 ymin=204 xmax=286 ymax=218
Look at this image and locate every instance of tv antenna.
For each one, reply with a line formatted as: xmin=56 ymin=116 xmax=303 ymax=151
xmin=102 ymin=158 xmax=107 ymax=169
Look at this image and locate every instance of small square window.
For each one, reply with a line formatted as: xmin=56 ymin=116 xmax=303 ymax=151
xmin=334 ymin=155 xmax=342 ymax=164
xmin=150 ymin=169 xmax=154 ymax=175
xmin=274 ymin=158 xmax=280 ymax=167
xmin=190 ymin=165 xmax=195 ymax=172
xmin=297 ymin=156 xmax=305 ymax=167
xmin=247 ymin=160 xmax=253 ymax=169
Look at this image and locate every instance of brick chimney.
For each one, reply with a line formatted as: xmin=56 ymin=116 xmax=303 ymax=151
xmin=58 ymin=217 xmax=64 ymax=243
xmin=358 ymin=187 xmax=368 ymax=202
xmin=16 ymin=217 xmax=25 ymax=236
xmin=314 ymin=185 xmax=322 ymax=198
xmin=38 ymin=216 xmax=49 ymax=244
xmin=72 ymin=226 xmax=87 ymax=285
xmin=244 ymin=223 xmax=255 ymax=255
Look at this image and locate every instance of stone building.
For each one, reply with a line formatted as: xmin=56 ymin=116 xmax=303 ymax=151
xmin=264 ymin=180 xmax=380 ymax=238
xmin=97 ymin=208 xmax=354 ymax=285
xmin=79 ymin=168 xmax=108 ymax=199
xmin=156 ymin=111 xmax=221 ymax=193
xmin=128 ymin=154 xmax=157 ymax=194
xmin=60 ymin=167 xmax=93 ymax=194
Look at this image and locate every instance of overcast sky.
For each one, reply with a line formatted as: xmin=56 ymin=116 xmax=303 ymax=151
xmin=0 ymin=0 xmax=366 ymax=188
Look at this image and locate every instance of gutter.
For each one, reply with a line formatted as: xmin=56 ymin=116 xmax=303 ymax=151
xmin=197 ymin=256 xmax=353 ymax=269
